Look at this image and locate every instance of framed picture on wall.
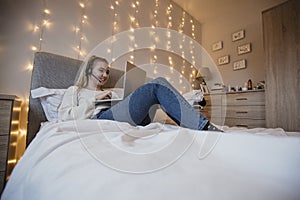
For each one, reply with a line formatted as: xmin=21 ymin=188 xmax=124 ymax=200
xmin=237 ymin=43 xmax=251 ymax=55
xmin=232 ymin=29 xmax=245 ymax=41
xmin=233 ymin=59 xmax=247 ymax=70
xmin=212 ymin=41 xmax=223 ymax=51
xmin=218 ymin=55 xmax=230 ymax=65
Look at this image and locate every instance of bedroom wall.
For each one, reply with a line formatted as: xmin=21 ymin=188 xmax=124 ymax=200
xmin=0 ymin=0 xmax=201 ymax=98
xmin=198 ymin=0 xmax=287 ymax=89
xmin=1 ymin=0 xmax=289 ymax=100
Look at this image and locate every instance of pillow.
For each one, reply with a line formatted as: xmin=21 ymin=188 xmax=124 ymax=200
xmin=183 ymin=90 xmax=204 ymax=105
xmin=31 ymin=87 xmax=66 ymax=121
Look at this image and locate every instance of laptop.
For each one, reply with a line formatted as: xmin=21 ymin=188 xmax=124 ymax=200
xmin=94 ymin=61 xmax=147 ymax=104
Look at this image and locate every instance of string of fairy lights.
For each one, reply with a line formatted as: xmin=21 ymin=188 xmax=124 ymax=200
xmin=129 ymin=1 xmax=140 ymax=63
xmin=38 ymin=0 xmax=51 ymax=51
xmin=27 ymin=0 xmax=51 ymax=71
xmin=29 ymin=0 xmax=199 ymax=87
xmin=153 ymin=0 xmax=159 ymax=28
xmin=76 ymin=1 xmax=89 ymax=59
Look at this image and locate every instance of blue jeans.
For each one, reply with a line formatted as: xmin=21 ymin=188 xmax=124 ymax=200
xmin=96 ymin=77 xmax=209 ymax=130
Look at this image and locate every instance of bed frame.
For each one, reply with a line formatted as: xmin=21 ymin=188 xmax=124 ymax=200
xmin=27 ymin=52 xmax=124 ymax=146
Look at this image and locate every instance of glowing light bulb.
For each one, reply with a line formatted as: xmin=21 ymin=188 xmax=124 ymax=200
xmin=43 ymin=20 xmax=49 ymax=26
xmin=33 ymin=25 xmax=39 ymax=32
xmin=79 ymin=2 xmax=85 ymax=8
xmin=130 ymin=16 xmax=135 ymax=22
xmin=26 ymin=63 xmax=33 ymax=71
xmin=44 ymin=9 xmax=50 ymax=14
xmin=31 ymin=46 xmax=37 ymax=51
xmin=20 ymin=129 xmax=27 ymax=136
xmin=150 ymin=45 xmax=156 ymax=51
xmin=75 ymin=26 xmax=80 ymax=33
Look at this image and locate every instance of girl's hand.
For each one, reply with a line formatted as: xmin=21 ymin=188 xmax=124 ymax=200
xmin=95 ymin=91 xmax=112 ymax=100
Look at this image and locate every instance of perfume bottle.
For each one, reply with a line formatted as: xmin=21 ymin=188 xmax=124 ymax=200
xmin=247 ymin=79 xmax=252 ymax=90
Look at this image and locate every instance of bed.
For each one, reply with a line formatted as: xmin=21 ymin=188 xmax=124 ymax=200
xmin=1 ymin=52 xmax=300 ymax=200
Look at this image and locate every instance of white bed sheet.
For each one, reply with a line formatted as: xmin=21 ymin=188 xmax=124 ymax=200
xmin=1 ymin=120 xmax=300 ymax=200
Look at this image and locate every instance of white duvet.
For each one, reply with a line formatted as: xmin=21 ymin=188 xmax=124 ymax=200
xmin=1 ymin=120 xmax=300 ymax=200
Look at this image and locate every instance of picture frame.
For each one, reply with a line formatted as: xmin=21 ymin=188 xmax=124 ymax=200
xmin=232 ymin=29 xmax=245 ymax=41
xmin=212 ymin=41 xmax=223 ymax=51
xmin=218 ymin=55 xmax=230 ymax=65
xmin=237 ymin=43 xmax=251 ymax=55
xmin=233 ymin=59 xmax=247 ymax=71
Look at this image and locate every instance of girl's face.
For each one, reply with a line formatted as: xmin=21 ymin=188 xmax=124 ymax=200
xmin=90 ymin=60 xmax=110 ymax=86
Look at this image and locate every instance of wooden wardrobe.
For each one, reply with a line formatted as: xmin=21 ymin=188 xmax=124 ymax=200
xmin=262 ymin=0 xmax=300 ymax=132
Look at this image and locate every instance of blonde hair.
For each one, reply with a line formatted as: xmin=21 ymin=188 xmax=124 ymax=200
xmin=75 ymin=55 xmax=109 ymax=89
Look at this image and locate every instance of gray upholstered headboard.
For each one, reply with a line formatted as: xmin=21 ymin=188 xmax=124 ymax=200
xmin=27 ymin=52 xmax=124 ymax=146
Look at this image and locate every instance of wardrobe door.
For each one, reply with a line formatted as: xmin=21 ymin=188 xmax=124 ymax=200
xmin=262 ymin=0 xmax=300 ymax=131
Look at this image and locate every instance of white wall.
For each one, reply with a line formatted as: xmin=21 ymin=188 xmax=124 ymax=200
xmin=0 ymin=0 xmax=42 ymax=98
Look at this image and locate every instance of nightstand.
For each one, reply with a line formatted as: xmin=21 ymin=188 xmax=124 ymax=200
xmin=200 ymin=90 xmax=265 ymax=128
xmin=0 ymin=94 xmax=21 ymax=194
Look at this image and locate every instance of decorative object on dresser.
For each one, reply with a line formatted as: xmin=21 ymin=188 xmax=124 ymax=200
xmin=195 ymin=67 xmax=210 ymax=94
xmin=0 ymin=94 xmax=21 ymax=194
xmin=200 ymin=90 xmax=265 ymax=128
xmin=262 ymin=0 xmax=300 ymax=132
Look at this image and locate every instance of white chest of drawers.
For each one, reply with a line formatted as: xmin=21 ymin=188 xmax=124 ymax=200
xmin=200 ymin=90 xmax=265 ymax=128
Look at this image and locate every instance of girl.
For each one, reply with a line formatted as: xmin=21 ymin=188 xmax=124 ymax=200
xmin=58 ymin=55 xmax=222 ymax=131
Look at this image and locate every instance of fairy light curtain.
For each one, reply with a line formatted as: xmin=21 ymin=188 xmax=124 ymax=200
xmin=30 ymin=0 xmax=201 ymax=89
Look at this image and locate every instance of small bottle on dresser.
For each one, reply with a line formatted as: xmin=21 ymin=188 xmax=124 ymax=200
xmin=247 ymin=79 xmax=252 ymax=90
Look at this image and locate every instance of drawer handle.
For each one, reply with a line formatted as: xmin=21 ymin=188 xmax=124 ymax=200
xmin=236 ymin=98 xmax=248 ymax=101
xmin=236 ymin=111 xmax=248 ymax=114
xmin=236 ymin=124 xmax=248 ymax=128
